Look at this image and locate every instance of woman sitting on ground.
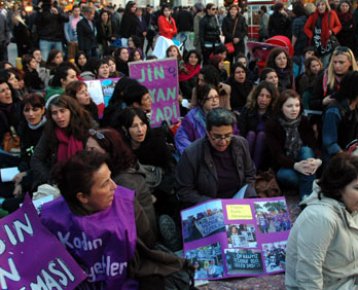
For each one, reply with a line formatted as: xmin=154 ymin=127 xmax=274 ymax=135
xmin=31 ymin=94 xmax=94 ymax=188
xmin=286 ymin=153 xmax=358 ymax=289
xmin=41 ymin=150 xmax=191 ymax=289
xmin=175 ymin=84 xmax=220 ymax=154
xmin=65 ymin=80 xmax=98 ymax=121
xmin=86 ymin=127 xmax=157 ymax=233
xmin=239 ymin=81 xmax=278 ymax=170
xmin=265 ymin=89 xmax=322 ymax=200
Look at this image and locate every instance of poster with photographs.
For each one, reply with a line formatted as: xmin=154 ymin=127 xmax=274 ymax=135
xmin=181 ymin=197 xmax=291 ymax=280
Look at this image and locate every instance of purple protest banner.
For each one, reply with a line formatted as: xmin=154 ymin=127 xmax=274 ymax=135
xmin=129 ymin=58 xmax=180 ymax=127
xmin=0 ymin=195 xmax=86 ymax=289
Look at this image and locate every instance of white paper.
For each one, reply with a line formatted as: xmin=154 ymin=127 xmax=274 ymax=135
xmin=0 ymin=167 xmax=20 ymax=182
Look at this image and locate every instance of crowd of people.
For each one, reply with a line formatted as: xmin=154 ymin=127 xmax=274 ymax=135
xmin=0 ymin=0 xmax=358 ymax=288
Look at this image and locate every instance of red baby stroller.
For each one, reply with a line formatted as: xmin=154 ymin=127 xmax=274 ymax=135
xmin=247 ymin=35 xmax=294 ymax=72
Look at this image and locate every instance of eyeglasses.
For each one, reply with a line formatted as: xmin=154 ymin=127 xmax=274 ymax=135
xmin=209 ymin=133 xmax=233 ymax=142
xmin=205 ymin=95 xmax=220 ymax=102
xmin=89 ymin=128 xmax=105 ymax=140
xmin=211 ymin=7 xmax=217 ymax=10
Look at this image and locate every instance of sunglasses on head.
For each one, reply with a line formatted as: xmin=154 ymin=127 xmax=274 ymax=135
xmin=89 ymin=128 xmax=105 ymax=140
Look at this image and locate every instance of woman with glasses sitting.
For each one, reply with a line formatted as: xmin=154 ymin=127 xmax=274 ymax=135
xmin=176 ymin=108 xmax=256 ymax=209
xmin=31 ymin=94 xmax=94 ymax=189
xmin=175 ymin=84 xmax=221 ymax=154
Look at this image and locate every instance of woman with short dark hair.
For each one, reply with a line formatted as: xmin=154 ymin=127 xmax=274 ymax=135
xmin=286 ymin=153 xmax=358 ymax=289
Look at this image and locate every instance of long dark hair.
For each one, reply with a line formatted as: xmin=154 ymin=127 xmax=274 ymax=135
xmin=111 ymin=107 xmax=150 ymax=145
xmin=88 ymin=128 xmax=137 ymax=175
xmin=45 ymin=94 xmax=93 ymax=148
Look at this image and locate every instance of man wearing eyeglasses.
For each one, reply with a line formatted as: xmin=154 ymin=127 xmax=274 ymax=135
xmin=176 ymin=108 xmax=256 ymax=208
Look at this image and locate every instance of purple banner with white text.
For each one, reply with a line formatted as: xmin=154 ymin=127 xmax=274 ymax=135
xmin=0 ymin=195 xmax=86 ymax=289
xmin=181 ymin=197 xmax=291 ymax=280
xmin=129 ymin=58 xmax=180 ymax=127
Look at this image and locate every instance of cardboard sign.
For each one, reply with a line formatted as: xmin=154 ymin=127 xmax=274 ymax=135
xmin=0 ymin=195 xmax=86 ymax=289
xmin=129 ymin=58 xmax=180 ymax=127
xmin=85 ymin=78 xmax=120 ymax=118
xmin=181 ymin=197 xmax=291 ymax=280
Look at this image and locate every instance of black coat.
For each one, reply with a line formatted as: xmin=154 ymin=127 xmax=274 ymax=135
xmin=226 ymin=77 xmax=253 ymax=112
xmin=77 ymin=18 xmax=97 ymax=51
xmin=268 ymin=12 xmax=291 ymax=38
xmin=199 ymin=14 xmax=220 ymax=44
xmin=222 ymin=15 xmax=247 ymax=53
xmin=35 ymin=8 xmax=68 ymax=41
xmin=120 ymin=13 xmax=139 ymax=38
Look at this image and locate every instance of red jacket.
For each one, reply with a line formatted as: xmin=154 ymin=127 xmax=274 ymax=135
xmin=158 ymin=15 xmax=177 ymax=39
xmin=304 ymin=10 xmax=341 ymax=48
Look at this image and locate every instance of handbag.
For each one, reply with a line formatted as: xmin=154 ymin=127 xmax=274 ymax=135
xmin=225 ymin=17 xmax=239 ymax=55
xmin=254 ymin=169 xmax=282 ymax=198
xmin=328 ymin=12 xmax=340 ymax=49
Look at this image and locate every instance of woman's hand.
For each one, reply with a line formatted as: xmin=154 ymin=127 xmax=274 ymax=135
xmin=323 ymin=95 xmax=335 ymax=106
xmin=306 ymin=158 xmax=322 ymax=175
xmin=294 ymin=160 xmax=312 ymax=176
xmin=13 ymin=172 xmax=27 ymax=184
xmin=13 ymin=184 xmax=22 ymax=198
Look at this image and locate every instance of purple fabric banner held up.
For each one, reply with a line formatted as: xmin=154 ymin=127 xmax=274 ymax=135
xmin=129 ymin=58 xmax=180 ymax=127
xmin=0 ymin=195 xmax=86 ymax=289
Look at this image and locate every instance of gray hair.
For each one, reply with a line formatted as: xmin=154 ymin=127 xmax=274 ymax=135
xmin=206 ymin=108 xmax=236 ymax=131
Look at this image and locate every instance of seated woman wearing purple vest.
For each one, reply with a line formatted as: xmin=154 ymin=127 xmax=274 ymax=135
xmin=41 ymin=151 xmax=189 ymax=289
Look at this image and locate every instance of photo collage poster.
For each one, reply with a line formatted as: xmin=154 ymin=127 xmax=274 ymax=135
xmin=181 ymin=197 xmax=291 ymax=280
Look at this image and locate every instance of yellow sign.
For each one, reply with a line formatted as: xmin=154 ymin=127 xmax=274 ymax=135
xmin=226 ymin=204 xmax=252 ymax=220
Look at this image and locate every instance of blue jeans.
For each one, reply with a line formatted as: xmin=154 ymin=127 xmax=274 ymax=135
xmin=39 ymin=40 xmax=63 ymax=62
xmin=276 ymin=146 xmax=315 ymax=199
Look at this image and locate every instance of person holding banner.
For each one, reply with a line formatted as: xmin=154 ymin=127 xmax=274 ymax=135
xmin=41 ymin=150 xmax=193 ymax=289
xmin=286 ymin=153 xmax=358 ymax=290
xmin=176 ymin=108 xmax=256 ymax=208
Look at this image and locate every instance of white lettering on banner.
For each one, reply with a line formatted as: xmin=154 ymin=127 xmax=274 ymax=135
xmin=28 ymin=258 xmax=75 ymax=290
xmin=0 ymin=258 xmax=74 ymax=290
xmin=87 ymin=255 xmax=127 ymax=282
xmin=3 ymin=213 xmax=33 ymax=246
xmin=57 ymin=231 xmax=102 ymax=251
xmin=0 ymin=258 xmax=20 ymax=288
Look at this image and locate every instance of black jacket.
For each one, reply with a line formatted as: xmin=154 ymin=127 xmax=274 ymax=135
xmin=35 ymin=8 xmax=68 ymax=41
xmin=77 ymin=18 xmax=97 ymax=51
xmin=175 ymin=10 xmax=193 ymax=32
xmin=199 ymin=14 xmax=220 ymax=44
xmin=120 ymin=13 xmax=139 ymax=38
xmin=176 ymin=136 xmax=256 ymax=207
xmin=268 ymin=12 xmax=291 ymax=38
